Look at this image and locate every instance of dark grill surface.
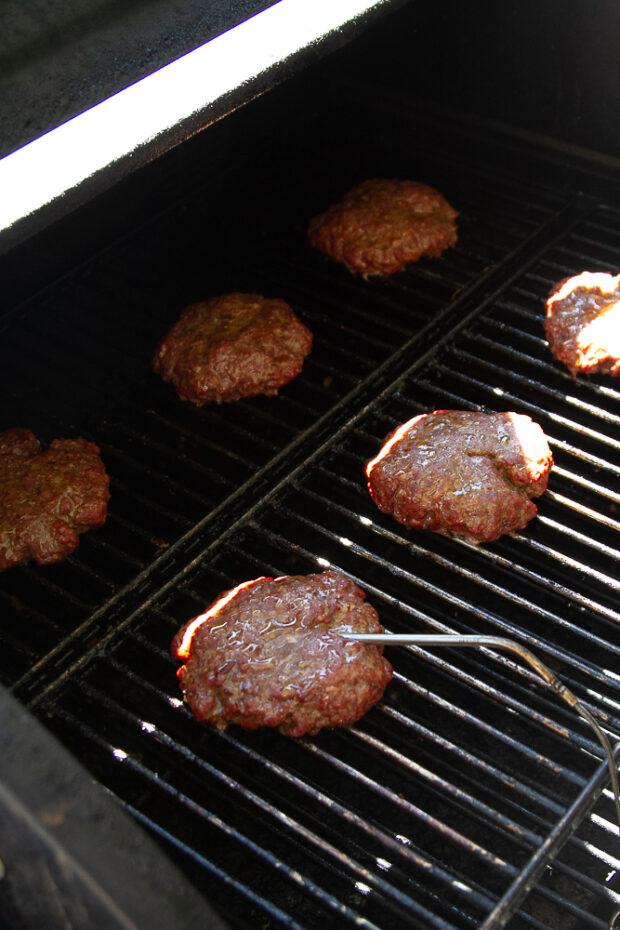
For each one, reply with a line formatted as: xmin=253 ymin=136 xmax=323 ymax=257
xmin=0 ymin=93 xmax=565 ymax=688
xmin=3 ymin=77 xmax=620 ymax=929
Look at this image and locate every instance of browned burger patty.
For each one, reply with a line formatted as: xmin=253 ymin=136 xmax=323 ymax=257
xmin=366 ymin=411 xmax=553 ymax=544
xmin=152 ymin=293 xmax=313 ymax=405
xmin=171 ymin=570 xmax=392 ymax=738
xmin=308 ymin=178 xmax=458 ymax=277
xmin=544 ymin=271 xmax=620 ymax=377
xmin=0 ymin=428 xmax=110 ymax=571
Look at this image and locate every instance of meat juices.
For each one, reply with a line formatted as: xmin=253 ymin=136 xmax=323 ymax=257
xmin=366 ymin=411 xmax=553 ymax=544
xmin=152 ymin=293 xmax=313 ymax=405
xmin=0 ymin=428 xmax=110 ymax=571
xmin=544 ymin=271 xmax=620 ymax=377
xmin=308 ymin=178 xmax=458 ymax=277
xmin=171 ymin=571 xmax=392 ymax=737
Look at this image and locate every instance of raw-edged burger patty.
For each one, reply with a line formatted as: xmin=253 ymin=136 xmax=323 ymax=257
xmin=0 ymin=428 xmax=110 ymax=571
xmin=308 ymin=178 xmax=458 ymax=277
xmin=152 ymin=292 xmax=313 ymax=405
xmin=544 ymin=271 xmax=620 ymax=377
xmin=171 ymin=570 xmax=392 ymax=737
xmin=366 ymin=410 xmax=553 ymax=544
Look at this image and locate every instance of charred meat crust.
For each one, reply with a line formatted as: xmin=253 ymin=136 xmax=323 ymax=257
xmin=308 ymin=178 xmax=458 ymax=277
xmin=152 ymin=292 xmax=313 ymax=405
xmin=171 ymin=570 xmax=392 ymax=738
xmin=0 ymin=427 xmax=110 ymax=571
xmin=544 ymin=272 xmax=620 ymax=377
xmin=366 ymin=411 xmax=553 ymax=544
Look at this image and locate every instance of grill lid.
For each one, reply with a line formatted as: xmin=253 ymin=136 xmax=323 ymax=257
xmin=0 ymin=0 xmax=406 ymax=253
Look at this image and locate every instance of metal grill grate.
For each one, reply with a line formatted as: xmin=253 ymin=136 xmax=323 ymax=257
xmin=35 ymin=206 xmax=620 ymax=928
xmin=0 ymin=99 xmax=570 ymax=688
xmin=39 ymin=531 xmax=620 ymax=929
xmin=3 ymin=83 xmax=620 ymax=929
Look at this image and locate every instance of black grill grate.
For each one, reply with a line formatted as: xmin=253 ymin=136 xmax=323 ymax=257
xmin=0 ymin=100 xmax=571 ymax=688
xmin=3 ymin=80 xmax=620 ymax=929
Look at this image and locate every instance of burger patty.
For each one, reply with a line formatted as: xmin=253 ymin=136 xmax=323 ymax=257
xmin=366 ymin=410 xmax=553 ymax=544
xmin=0 ymin=428 xmax=110 ymax=571
xmin=171 ymin=570 xmax=392 ymax=738
xmin=308 ymin=178 xmax=458 ymax=277
xmin=152 ymin=293 xmax=313 ymax=405
xmin=544 ymin=271 xmax=620 ymax=377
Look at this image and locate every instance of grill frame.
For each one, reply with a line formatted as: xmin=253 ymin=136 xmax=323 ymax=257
xmin=2 ymin=68 xmax=620 ymax=930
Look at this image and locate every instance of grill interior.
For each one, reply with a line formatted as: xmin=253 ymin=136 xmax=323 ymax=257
xmin=2 ymin=58 xmax=620 ymax=930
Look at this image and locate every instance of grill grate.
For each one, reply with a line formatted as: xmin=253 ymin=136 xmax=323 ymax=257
xmin=0 ymin=100 xmax=572 ymax=688
xmin=3 ymin=81 xmax=620 ymax=929
xmin=38 ymin=536 xmax=620 ymax=930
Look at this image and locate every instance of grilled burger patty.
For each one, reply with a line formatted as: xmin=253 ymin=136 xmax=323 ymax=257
xmin=308 ymin=178 xmax=458 ymax=277
xmin=171 ymin=570 xmax=392 ymax=738
xmin=0 ymin=428 xmax=110 ymax=571
xmin=544 ymin=271 xmax=620 ymax=377
xmin=366 ymin=410 xmax=553 ymax=544
xmin=152 ymin=292 xmax=313 ymax=405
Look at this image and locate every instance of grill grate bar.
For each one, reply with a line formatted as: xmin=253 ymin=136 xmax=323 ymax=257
xmin=292 ymin=472 xmax=620 ymax=664
xmin=90 ymin=640 xmax=614 ymax=930
xmin=242 ymin=243 xmax=447 ymax=322
xmin=55 ymin=689 xmax=477 ymax=930
xmin=8 ymin=88 xmax=620 ymax=930
xmin=251 ymin=251 xmax=440 ymax=324
xmin=140 ymin=615 xmax=596 ymax=826
xmin=35 ymin=294 xmax=157 ymax=365
xmin=303 ymin=309 xmax=408 ymax=354
xmin=104 ymin=509 xmax=174 ymax=547
xmin=138 ymin=536 xmax=616 ymax=926
xmin=478 ymin=312 xmax=544 ymax=344
xmin=423 ymin=522 xmax=619 ymax=634
xmin=301 ymin=353 xmax=366 ymax=388
xmin=552 ymin=239 xmax=620 ymax=270
xmin=319 ymin=728 xmax=546 ymax=844
xmin=387 ymin=670 xmax=590 ymax=784
xmin=101 ymin=419 xmax=259 ymax=478
xmin=108 ymin=600 xmax=620 ymax=925
xmin=52 ymin=716 xmax=381 ymax=930
xmin=412 ymin=374 xmax=620 ymax=478
xmin=124 ymin=635 xmax=575 ymax=827
xmin=401 ymin=657 xmax=586 ymax=778
xmin=0 ymin=589 xmax=65 ymax=637
xmin=429 ymin=361 xmax=620 ymax=458
xmin=235 ymin=732 xmax=511 ymax=877
xmin=391 ymin=651 xmax=598 ymax=760
xmin=16 ymin=563 xmax=99 ymax=610
xmin=143 ymin=406 xmax=281 ymax=460
xmin=105 ymin=473 xmax=194 ymax=531
xmin=125 ymin=806 xmax=313 ymax=930
xmin=99 ymin=443 xmax=221 ymax=510
xmin=545 ymin=486 xmax=620 ymax=529
xmin=463 ymin=330 xmax=561 ymax=377
xmin=460 ymin=331 xmax=620 ymax=427
xmin=528 ymin=514 xmax=620 ymax=567
xmin=366 ymin=713 xmax=620 ymax=929
xmin=577 ymin=213 xmax=620 ymax=235
xmin=359 ymin=705 xmax=570 ymax=820
xmin=327 ymin=429 xmax=620 ymax=600
xmin=478 ymin=750 xmax=619 ymax=930
xmin=213 ymin=729 xmax=511 ymax=897
xmin=485 ymin=290 xmax=548 ymax=324
xmin=216 ymin=520 xmax=610 ymax=766
xmin=81 ymin=530 xmax=144 ymax=570
xmin=0 ymin=335 xmax=157 ymax=423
